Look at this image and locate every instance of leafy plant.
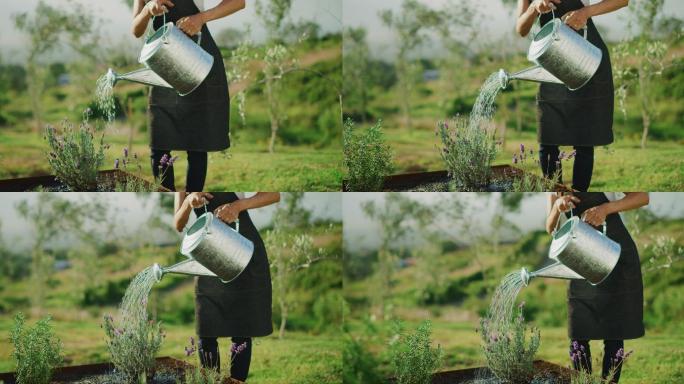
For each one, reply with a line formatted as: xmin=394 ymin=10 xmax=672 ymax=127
xmin=343 ymin=118 xmax=394 ymax=191
xmin=10 ymin=312 xmax=63 ymax=384
xmin=44 ymin=116 xmax=106 ymax=191
xmin=343 ymin=335 xmax=384 ymax=384
xmin=570 ymin=344 xmax=633 ymax=384
xmin=182 ymin=336 xmax=247 ymax=383
xmin=103 ymin=311 xmax=164 ymax=383
xmin=437 ymin=115 xmax=498 ymax=191
xmin=113 ymin=148 xmax=175 ymax=192
xmin=389 ymin=320 xmax=443 ymax=384
xmin=480 ymin=302 xmax=541 ymax=384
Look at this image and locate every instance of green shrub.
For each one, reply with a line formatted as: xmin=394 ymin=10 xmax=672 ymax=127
xmin=44 ymin=118 xmax=106 ymax=191
xmin=343 ymin=335 xmax=383 ymax=384
xmin=343 ymin=119 xmax=394 ymax=191
xmin=10 ymin=312 xmax=63 ymax=384
xmin=437 ymin=115 xmax=498 ymax=191
xmin=389 ymin=321 xmax=443 ymax=384
xmin=480 ymin=302 xmax=540 ymax=384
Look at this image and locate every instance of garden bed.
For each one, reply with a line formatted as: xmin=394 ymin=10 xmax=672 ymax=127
xmin=0 ymin=357 xmax=214 ymax=384
xmin=0 ymin=170 xmax=168 ymax=192
xmin=390 ymin=360 xmax=573 ymax=384
xmin=344 ymin=165 xmax=570 ymax=192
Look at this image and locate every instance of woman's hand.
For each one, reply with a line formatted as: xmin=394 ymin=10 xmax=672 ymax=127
xmin=554 ymin=194 xmax=580 ymax=214
xmin=215 ymin=203 xmax=241 ymax=224
xmin=177 ymin=14 xmax=205 ymax=36
xmin=582 ymin=205 xmax=608 ymax=227
xmin=146 ymin=0 xmax=175 ymax=17
xmin=531 ymin=0 xmax=561 ymax=15
xmin=186 ymin=192 xmax=214 ymax=208
xmin=563 ymin=7 xmax=590 ymax=30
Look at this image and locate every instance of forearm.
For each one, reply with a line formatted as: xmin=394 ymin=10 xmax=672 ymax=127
xmin=234 ymin=192 xmax=281 ymax=212
xmin=198 ymin=0 xmax=245 ymax=24
xmin=174 ymin=192 xmax=193 ymax=232
xmin=516 ymin=0 xmax=538 ymax=37
xmin=582 ymin=0 xmax=629 ymax=18
xmin=546 ymin=196 xmax=562 ymax=234
xmin=601 ymin=193 xmax=649 ymax=215
xmin=132 ymin=0 xmax=153 ymax=38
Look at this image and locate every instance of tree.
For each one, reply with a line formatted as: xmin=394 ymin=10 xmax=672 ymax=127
xmin=266 ymin=193 xmax=330 ymax=338
xmin=362 ymin=193 xmax=433 ymax=319
xmin=13 ymin=0 xmax=99 ymax=132
xmin=613 ymin=0 xmax=672 ymax=149
xmin=343 ymin=27 xmax=372 ymax=121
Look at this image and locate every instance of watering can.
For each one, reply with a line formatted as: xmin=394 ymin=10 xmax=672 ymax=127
xmin=521 ymin=211 xmax=621 ymax=286
xmin=108 ymin=12 xmax=214 ymax=96
xmin=153 ymin=205 xmax=254 ymax=283
xmin=498 ymin=9 xmax=602 ymax=91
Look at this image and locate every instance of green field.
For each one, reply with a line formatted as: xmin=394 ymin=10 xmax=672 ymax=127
xmin=0 ymin=220 xmax=343 ymax=383
xmin=344 ymin=213 xmax=684 ymax=383
xmin=345 ymin=40 xmax=684 ymax=191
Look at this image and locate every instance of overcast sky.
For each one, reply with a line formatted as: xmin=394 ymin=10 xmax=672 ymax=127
xmin=0 ymin=0 xmax=342 ymax=63
xmin=343 ymin=0 xmax=684 ymax=59
xmin=343 ymin=193 xmax=684 ymax=253
xmin=0 ymin=192 xmax=341 ymax=252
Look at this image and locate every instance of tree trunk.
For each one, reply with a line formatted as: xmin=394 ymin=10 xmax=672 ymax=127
xmin=638 ymin=68 xmax=651 ymax=149
xmin=266 ymin=77 xmax=279 ymax=153
xmin=278 ymin=299 xmax=287 ymax=339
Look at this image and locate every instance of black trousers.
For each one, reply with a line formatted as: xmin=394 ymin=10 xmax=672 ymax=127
xmin=150 ymin=150 xmax=208 ymax=192
xmin=198 ymin=337 xmax=252 ymax=381
xmin=570 ymin=339 xmax=625 ymax=383
xmin=539 ymin=145 xmax=594 ymax=192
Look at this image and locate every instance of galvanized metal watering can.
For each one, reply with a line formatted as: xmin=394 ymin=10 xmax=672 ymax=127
xmin=521 ymin=211 xmax=621 ymax=286
xmin=108 ymin=12 xmax=214 ymax=96
xmin=499 ymin=9 xmax=602 ymax=91
xmin=153 ymin=205 xmax=254 ymax=283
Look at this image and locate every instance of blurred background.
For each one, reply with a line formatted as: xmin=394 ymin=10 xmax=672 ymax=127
xmin=0 ymin=192 xmax=343 ymax=384
xmin=343 ymin=192 xmax=684 ymax=383
xmin=0 ymin=0 xmax=343 ymax=190
xmin=342 ymin=0 xmax=684 ymax=190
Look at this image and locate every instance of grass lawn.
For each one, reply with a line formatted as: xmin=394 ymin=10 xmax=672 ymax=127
xmin=0 ymin=128 xmax=342 ymax=191
xmin=0 ymin=316 xmax=341 ymax=384
xmin=346 ymin=318 xmax=684 ymax=384
xmin=359 ymin=120 xmax=683 ymax=191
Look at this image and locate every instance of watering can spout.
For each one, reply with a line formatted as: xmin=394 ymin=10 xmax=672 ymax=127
xmin=521 ymin=262 xmax=584 ymax=286
xmin=502 ymin=65 xmax=564 ymax=88
xmin=108 ymin=68 xmax=173 ymax=89
xmin=152 ymin=260 xmax=217 ymax=282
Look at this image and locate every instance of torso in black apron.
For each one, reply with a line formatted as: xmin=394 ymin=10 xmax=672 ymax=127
xmin=537 ymin=0 xmax=614 ymax=146
xmin=192 ymin=193 xmax=273 ymax=338
xmin=565 ymin=192 xmax=644 ymax=340
xmin=149 ymin=0 xmax=230 ymax=152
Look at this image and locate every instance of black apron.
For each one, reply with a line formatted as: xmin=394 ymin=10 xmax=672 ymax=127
xmin=537 ymin=0 xmax=614 ymax=146
xmin=193 ymin=193 xmax=273 ymax=337
xmin=566 ymin=192 xmax=644 ymax=340
xmin=149 ymin=0 xmax=230 ymax=152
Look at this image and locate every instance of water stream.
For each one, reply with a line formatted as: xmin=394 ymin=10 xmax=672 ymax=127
xmin=485 ymin=271 xmax=526 ymax=327
xmin=95 ymin=71 xmax=117 ymax=123
xmin=468 ymin=72 xmax=504 ymax=132
xmin=119 ymin=266 xmax=157 ymax=325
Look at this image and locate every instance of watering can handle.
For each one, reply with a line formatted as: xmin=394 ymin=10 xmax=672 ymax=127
xmin=539 ymin=6 xmax=588 ymax=40
xmin=203 ymin=203 xmax=240 ymax=233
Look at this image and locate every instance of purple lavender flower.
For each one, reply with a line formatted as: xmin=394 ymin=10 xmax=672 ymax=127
xmin=513 ymin=154 xmax=518 ymax=164
xmin=169 ymin=156 xmax=179 ymax=166
xmin=160 ymin=154 xmax=169 ymax=167
xmin=572 ymin=341 xmax=579 ymax=351
xmin=520 ymin=143 xmax=525 ymax=153
xmin=231 ymin=341 xmax=248 ymax=354
xmin=114 ymin=159 xmax=120 ymax=169
xmin=123 ymin=147 xmax=129 ymax=158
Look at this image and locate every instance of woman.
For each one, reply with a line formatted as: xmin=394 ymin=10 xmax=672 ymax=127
xmin=174 ymin=192 xmax=280 ymax=383
xmin=132 ymin=0 xmax=245 ymax=191
xmin=547 ymin=192 xmax=648 ymax=382
xmin=515 ymin=0 xmax=629 ymax=191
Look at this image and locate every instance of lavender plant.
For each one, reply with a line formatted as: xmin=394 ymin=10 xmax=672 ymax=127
xmin=10 ymin=312 xmax=63 ymax=384
xmin=113 ymin=148 xmax=176 ymax=192
xmin=182 ymin=336 xmax=248 ymax=383
xmin=437 ymin=115 xmax=498 ymax=191
xmin=343 ymin=118 xmax=394 ymax=191
xmin=510 ymin=144 xmax=576 ymax=192
xmin=389 ymin=320 xmax=443 ymax=384
xmin=44 ymin=116 xmax=106 ymax=191
xmin=570 ymin=344 xmax=633 ymax=384
xmin=103 ymin=310 xmax=164 ymax=382
xmin=480 ymin=302 xmax=541 ymax=384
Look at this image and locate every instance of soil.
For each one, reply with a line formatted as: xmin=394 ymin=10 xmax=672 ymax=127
xmin=343 ymin=165 xmax=569 ymax=192
xmin=0 ymin=357 xmax=229 ymax=384
xmin=0 ymin=170 xmax=168 ymax=192
xmin=390 ymin=361 xmax=574 ymax=384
